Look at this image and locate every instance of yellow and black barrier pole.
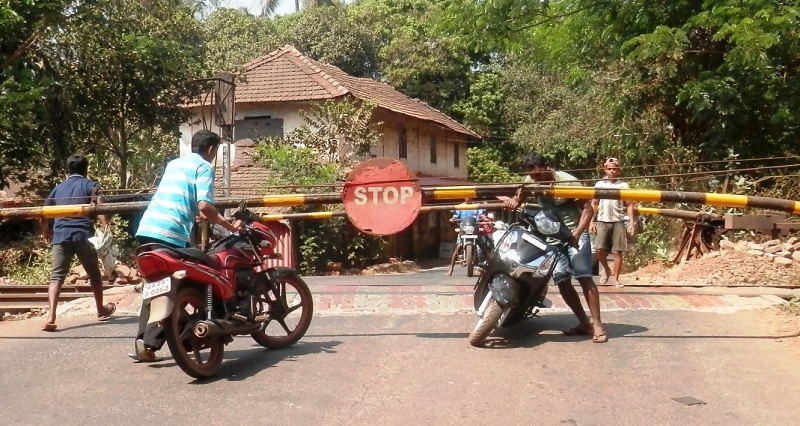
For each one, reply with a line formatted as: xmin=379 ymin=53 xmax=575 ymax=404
xmin=257 ymin=202 xmax=509 ymax=222
xmin=0 ymin=193 xmax=341 ymax=220
xmin=427 ymin=185 xmax=800 ymax=215
xmin=255 ymin=204 xmax=716 ymax=223
xmin=634 ymin=207 xmax=720 ymax=221
xmin=1 ymin=184 xmax=798 ymax=220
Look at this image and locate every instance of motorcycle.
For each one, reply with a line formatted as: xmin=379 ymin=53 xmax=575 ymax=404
xmin=134 ymin=202 xmax=313 ymax=379
xmin=468 ymin=204 xmax=572 ymax=347
xmin=453 ymin=215 xmax=493 ymax=277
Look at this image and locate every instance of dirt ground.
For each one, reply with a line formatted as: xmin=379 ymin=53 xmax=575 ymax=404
xmin=623 ymin=251 xmax=800 ymax=287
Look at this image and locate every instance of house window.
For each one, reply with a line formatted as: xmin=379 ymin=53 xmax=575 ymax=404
xmin=429 ymin=136 xmax=437 ymax=164
xmin=454 ymin=144 xmax=460 ymax=168
xmin=399 ymin=127 xmax=407 ymax=159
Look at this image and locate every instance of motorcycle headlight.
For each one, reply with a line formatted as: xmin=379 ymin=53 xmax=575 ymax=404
xmin=533 ymin=212 xmax=561 ymax=235
xmin=461 ymin=225 xmax=475 ymax=234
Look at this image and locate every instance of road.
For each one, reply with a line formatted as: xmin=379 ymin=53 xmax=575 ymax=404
xmin=1 ymin=267 xmax=800 ymax=425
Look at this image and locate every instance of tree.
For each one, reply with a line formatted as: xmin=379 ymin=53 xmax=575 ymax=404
xmin=251 ymin=98 xmax=386 ymax=274
xmin=51 ymin=0 xmax=207 ymax=188
xmin=261 ymin=0 xmax=339 ymax=16
xmin=279 ymin=4 xmax=380 ymax=78
xmin=356 ymin=0 xmax=478 ymax=113
xmin=202 ymin=8 xmax=279 ymax=74
xmin=0 ymin=1 xmax=77 ymax=188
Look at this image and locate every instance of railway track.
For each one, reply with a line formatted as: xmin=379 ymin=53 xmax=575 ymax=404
xmin=0 ymin=284 xmax=125 ymax=312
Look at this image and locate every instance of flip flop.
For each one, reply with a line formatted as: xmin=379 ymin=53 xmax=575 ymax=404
xmin=127 ymin=353 xmax=164 ymax=363
xmin=562 ymin=325 xmax=593 ymax=336
xmin=97 ymin=303 xmax=116 ymax=321
xmin=599 ymin=276 xmax=609 ymax=284
xmin=593 ymin=333 xmax=609 ymax=343
xmin=42 ymin=323 xmax=57 ymax=332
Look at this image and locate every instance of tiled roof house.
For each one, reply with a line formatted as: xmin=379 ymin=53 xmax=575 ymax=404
xmin=179 ymin=45 xmax=480 ymax=259
xmin=180 ymin=45 xmax=479 ymax=202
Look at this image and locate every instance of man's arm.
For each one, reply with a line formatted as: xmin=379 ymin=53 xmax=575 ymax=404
xmin=573 ymin=199 xmax=595 ymax=238
xmin=504 ymin=184 xmax=527 ymax=209
xmin=589 ymin=199 xmax=599 ymax=233
xmin=90 ymin=185 xmax=111 ymax=227
xmin=626 ymin=200 xmax=636 ymax=235
xmin=195 ymin=164 xmax=242 ymax=233
xmin=41 ymin=188 xmax=56 ymax=240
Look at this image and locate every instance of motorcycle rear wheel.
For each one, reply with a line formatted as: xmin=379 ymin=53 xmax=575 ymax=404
xmin=251 ymin=274 xmax=314 ymax=349
xmin=164 ymin=287 xmax=224 ymax=379
xmin=469 ymin=299 xmax=502 ymax=347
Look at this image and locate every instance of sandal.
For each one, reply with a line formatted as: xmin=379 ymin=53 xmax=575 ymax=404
xmin=562 ymin=325 xmax=593 ymax=336
xmin=41 ymin=323 xmax=57 ymax=332
xmin=593 ymin=333 xmax=609 ymax=343
xmin=599 ymin=276 xmax=609 ymax=284
xmin=97 ymin=303 xmax=116 ymax=321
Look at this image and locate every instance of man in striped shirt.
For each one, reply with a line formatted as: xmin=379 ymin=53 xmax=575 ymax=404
xmin=131 ymin=129 xmax=243 ymax=362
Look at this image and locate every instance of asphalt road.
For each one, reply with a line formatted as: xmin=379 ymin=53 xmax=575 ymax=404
xmin=2 ymin=308 xmax=799 ymax=425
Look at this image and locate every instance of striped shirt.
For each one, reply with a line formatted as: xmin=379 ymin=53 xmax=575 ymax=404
xmin=135 ymin=153 xmax=214 ymax=247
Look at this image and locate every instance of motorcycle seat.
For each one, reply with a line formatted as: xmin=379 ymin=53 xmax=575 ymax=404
xmin=155 ymin=247 xmax=221 ymax=269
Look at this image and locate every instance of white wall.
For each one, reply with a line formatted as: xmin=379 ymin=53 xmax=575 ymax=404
xmin=179 ymin=103 xmax=310 ymax=162
xmin=180 ymin=102 xmax=470 ymax=179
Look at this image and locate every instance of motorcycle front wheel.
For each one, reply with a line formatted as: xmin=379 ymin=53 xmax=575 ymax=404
xmin=468 ymin=299 xmax=502 ymax=347
xmin=465 ymin=245 xmax=475 ymax=277
xmin=164 ymin=287 xmax=225 ymax=379
xmin=251 ymin=274 xmax=314 ymax=349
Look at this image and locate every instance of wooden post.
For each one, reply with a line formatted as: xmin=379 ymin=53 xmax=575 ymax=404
xmin=673 ymin=222 xmax=693 ymax=264
xmin=682 ymin=223 xmax=700 ymax=263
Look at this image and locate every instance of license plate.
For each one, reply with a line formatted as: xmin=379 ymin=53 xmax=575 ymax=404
xmin=142 ymin=277 xmax=171 ymax=299
xmin=521 ymin=233 xmax=547 ymax=250
xmin=461 ymin=235 xmax=478 ymax=239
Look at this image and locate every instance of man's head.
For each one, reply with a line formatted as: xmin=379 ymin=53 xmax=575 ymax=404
xmin=191 ymin=129 xmax=221 ymax=162
xmin=67 ymin=155 xmax=89 ymax=176
xmin=603 ymin=157 xmax=621 ymax=181
xmin=522 ymin=152 xmax=554 ymax=182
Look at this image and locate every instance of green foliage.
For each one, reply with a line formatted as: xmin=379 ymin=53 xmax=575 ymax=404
xmin=257 ymin=99 xmax=381 ymax=166
xmin=252 ymin=144 xmax=341 ymax=189
xmin=201 ymin=8 xmax=279 ymax=74
xmin=252 ymin=98 xmax=386 ymax=274
xmin=502 ymin=60 xmax=618 ymax=168
xmin=279 ymin=4 xmax=380 ymax=77
xmin=0 ymin=235 xmax=52 ymax=284
xmin=357 ymin=0 xmax=477 ymax=112
xmin=54 ymin=0 xmax=206 ymax=188
xmin=297 ymin=217 xmax=387 ymax=275
xmin=0 ymin=0 xmax=75 ymax=187
xmin=780 ymin=295 xmax=800 ymax=316
xmin=467 ymin=146 xmax=516 ymax=183
xmin=450 ymin=67 xmax=505 ymax=136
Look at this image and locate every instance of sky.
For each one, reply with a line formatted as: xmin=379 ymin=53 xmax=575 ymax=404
xmin=222 ymin=0 xmax=354 ymax=17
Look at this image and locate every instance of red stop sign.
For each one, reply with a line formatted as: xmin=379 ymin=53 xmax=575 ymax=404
xmin=343 ymin=158 xmax=422 ymax=235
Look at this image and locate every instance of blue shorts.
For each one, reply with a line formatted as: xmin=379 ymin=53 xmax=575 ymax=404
xmin=553 ymin=232 xmax=593 ymax=283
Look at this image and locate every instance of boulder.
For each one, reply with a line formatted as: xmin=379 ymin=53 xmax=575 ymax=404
xmin=746 ymin=249 xmax=764 ymax=257
xmin=764 ymin=245 xmax=783 ymax=254
xmin=719 ymin=240 xmax=736 ymax=250
xmin=774 ymin=257 xmax=793 ymax=267
xmin=763 ymin=239 xmax=782 ymax=248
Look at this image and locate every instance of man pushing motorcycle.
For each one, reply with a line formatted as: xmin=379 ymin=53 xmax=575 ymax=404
xmin=129 ymin=129 xmax=245 ymax=362
xmin=503 ymin=153 xmax=607 ymax=343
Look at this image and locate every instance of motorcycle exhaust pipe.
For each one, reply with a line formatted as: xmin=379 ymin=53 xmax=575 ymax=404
xmin=193 ymin=319 xmax=259 ymax=338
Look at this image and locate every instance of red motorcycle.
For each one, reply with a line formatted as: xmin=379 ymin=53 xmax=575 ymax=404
xmin=135 ymin=202 xmax=313 ymax=379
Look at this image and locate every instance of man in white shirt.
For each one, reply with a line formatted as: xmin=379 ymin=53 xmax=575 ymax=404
xmin=589 ymin=157 xmax=636 ymax=287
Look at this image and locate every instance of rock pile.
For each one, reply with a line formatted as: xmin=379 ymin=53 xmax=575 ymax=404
xmin=625 ymin=237 xmax=800 ymax=287
xmin=718 ymin=237 xmax=800 ymax=266
xmin=67 ymin=263 xmax=143 ymax=285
